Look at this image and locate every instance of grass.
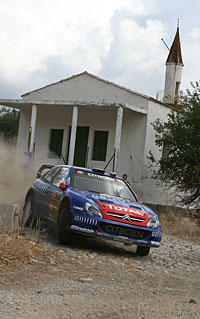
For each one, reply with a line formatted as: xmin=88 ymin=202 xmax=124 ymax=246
xmin=160 ymin=210 xmax=200 ymax=244
xmin=0 ymin=228 xmax=57 ymax=269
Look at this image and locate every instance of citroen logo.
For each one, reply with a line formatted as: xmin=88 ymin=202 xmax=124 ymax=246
xmin=122 ymin=214 xmax=132 ymax=221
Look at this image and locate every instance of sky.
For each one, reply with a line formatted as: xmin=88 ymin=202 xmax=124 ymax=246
xmin=0 ymin=0 xmax=200 ymax=99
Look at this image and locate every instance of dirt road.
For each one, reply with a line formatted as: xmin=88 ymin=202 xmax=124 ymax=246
xmin=0 ymin=231 xmax=200 ymax=319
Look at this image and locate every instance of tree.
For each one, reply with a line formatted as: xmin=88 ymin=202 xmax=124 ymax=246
xmin=0 ymin=107 xmax=20 ymax=137
xmin=149 ymin=81 xmax=200 ymax=206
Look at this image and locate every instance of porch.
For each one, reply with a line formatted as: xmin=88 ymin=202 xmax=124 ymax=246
xmin=0 ymin=99 xmax=147 ymax=174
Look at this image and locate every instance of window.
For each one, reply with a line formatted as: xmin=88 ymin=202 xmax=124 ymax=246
xmin=92 ymin=131 xmax=108 ymax=161
xmin=49 ymin=129 xmax=64 ymax=158
xmin=52 ymin=167 xmax=70 ymax=188
xmin=43 ymin=167 xmax=60 ymax=183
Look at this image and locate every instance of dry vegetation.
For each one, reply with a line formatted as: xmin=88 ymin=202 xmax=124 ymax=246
xmin=0 ymin=228 xmax=58 ymax=269
xmin=0 ymin=141 xmax=48 ymax=268
xmin=160 ymin=210 xmax=200 ymax=244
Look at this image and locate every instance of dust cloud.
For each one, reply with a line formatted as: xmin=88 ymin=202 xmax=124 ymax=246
xmin=0 ymin=138 xmax=35 ymax=206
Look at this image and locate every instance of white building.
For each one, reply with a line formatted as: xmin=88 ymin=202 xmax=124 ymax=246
xmin=0 ymin=26 xmax=183 ymax=205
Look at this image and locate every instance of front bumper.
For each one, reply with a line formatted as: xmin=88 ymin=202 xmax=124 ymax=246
xmin=71 ymin=215 xmax=162 ymax=248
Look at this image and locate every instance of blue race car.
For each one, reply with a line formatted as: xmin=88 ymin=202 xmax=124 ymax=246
xmin=23 ymin=165 xmax=162 ymax=256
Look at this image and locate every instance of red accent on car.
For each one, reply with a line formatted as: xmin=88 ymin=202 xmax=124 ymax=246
xmin=97 ymin=202 xmax=149 ymax=227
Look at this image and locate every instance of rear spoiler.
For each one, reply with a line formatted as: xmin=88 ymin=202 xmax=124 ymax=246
xmin=36 ymin=165 xmax=54 ymax=178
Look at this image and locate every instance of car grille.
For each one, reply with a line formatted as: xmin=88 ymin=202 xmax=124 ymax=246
xmin=107 ymin=211 xmax=144 ymax=223
xmin=100 ymin=222 xmax=149 ymax=239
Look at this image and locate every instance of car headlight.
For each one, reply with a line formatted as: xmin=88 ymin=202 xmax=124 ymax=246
xmin=85 ymin=202 xmax=103 ymax=218
xmin=147 ymin=216 xmax=160 ymax=228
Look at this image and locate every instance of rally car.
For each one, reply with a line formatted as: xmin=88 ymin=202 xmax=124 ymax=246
xmin=22 ymin=165 xmax=162 ymax=256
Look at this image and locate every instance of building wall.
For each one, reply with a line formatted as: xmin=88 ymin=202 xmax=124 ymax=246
xmin=116 ymin=109 xmax=147 ymax=197
xmin=16 ymin=109 xmax=31 ymax=156
xmin=141 ymin=100 xmax=174 ymax=205
xmin=22 ymin=74 xmax=149 ymax=111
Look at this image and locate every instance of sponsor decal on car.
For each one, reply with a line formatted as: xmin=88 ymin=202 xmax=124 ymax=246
xmin=105 ymin=204 xmax=145 ymax=216
xmin=48 ymin=199 xmax=59 ymax=213
xmin=87 ymin=173 xmax=115 ymax=182
xmin=97 ymin=202 xmax=149 ymax=226
xmin=101 ymin=223 xmax=147 ymax=239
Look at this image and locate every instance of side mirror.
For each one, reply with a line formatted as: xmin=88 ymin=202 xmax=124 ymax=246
xmin=59 ymin=183 xmax=67 ymax=190
xmin=138 ymin=198 xmax=143 ymax=203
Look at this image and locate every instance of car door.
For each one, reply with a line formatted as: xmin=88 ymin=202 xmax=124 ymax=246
xmin=46 ymin=167 xmax=70 ymax=222
xmin=37 ymin=166 xmax=61 ymax=220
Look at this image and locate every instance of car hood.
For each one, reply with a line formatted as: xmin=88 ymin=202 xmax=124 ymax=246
xmin=77 ymin=190 xmax=158 ymax=219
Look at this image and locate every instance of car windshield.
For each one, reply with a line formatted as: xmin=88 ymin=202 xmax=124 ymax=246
xmin=71 ymin=169 xmax=137 ymax=201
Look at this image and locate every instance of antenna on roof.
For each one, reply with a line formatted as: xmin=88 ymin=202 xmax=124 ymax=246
xmin=161 ymin=38 xmax=170 ymax=51
xmin=177 ymin=18 xmax=179 ymax=28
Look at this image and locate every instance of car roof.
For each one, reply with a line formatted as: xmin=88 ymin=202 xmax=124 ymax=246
xmin=54 ymin=165 xmax=121 ymax=179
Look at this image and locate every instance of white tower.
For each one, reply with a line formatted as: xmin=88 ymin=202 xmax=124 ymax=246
xmin=163 ymin=23 xmax=184 ymax=104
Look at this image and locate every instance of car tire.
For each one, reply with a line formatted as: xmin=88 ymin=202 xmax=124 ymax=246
xmin=57 ymin=207 xmax=72 ymax=245
xmin=22 ymin=196 xmax=39 ymax=228
xmin=136 ymin=245 xmax=150 ymax=256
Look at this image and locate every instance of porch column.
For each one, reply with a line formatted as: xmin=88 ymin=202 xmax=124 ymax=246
xmin=68 ymin=106 xmax=78 ymax=165
xmin=29 ymin=104 xmax=38 ymax=153
xmin=114 ymin=106 xmax=123 ymax=172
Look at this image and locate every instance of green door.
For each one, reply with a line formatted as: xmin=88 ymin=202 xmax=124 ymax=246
xmin=74 ymin=127 xmax=89 ymax=167
xmin=67 ymin=126 xmax=89 ymax=167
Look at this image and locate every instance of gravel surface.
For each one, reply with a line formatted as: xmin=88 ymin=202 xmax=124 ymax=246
xmin=0 ymin=230 xmax=200 ymax=319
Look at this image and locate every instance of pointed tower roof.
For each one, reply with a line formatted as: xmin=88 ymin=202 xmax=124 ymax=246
xmin=166 ymin=26 xmax=183 ymax=65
